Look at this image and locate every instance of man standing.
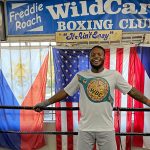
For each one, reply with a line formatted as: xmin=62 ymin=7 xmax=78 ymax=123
xmin=34 ymin=45 xmax=150 ymax=150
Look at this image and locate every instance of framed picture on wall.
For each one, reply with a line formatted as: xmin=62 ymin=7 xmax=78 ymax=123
xmin=0 ymin=1 xmax=6 ymax=41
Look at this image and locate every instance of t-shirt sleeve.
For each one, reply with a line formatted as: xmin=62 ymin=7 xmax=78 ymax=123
xmin=115 ymin=71 xmax=132 ymax=94
xmin=64 ymin=74 xmax=79 ymax=96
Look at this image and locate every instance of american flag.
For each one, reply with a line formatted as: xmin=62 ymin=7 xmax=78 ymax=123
xmin=52 ymin=45 xmax=150 ymax=150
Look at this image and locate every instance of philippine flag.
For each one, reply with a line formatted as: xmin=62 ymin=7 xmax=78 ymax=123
xmin=0 ymin=47 xmax=49 ymax=150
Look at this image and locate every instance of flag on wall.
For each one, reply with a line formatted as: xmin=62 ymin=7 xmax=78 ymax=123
xmin=0 ymin=48 xmax=49 ymax=150
xmin=53 ymin=48 xmax=90 ymax=150
xmin=53 ymin=45 xmax=150 ymax=150
xmin=133 ymin=46 xmax=150 ymax=149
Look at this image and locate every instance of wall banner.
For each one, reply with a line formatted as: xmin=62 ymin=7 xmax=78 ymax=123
xmin=6 ymin=0 xmax=150 ymax=35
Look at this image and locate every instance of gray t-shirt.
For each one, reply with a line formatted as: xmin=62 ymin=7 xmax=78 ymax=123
xmin=64 ymin=68 xmax=132 ymax=131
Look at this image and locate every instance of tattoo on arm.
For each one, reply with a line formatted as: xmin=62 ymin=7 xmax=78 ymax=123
xmin=128 ymin=87 xmax=149 ymax=105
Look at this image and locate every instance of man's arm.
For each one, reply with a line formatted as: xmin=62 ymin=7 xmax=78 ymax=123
xmin=34 ymin=89 xmax=69 ymax=112
xmin=128 ymin=87 xmax=150 ymax=106
xmin=46 ymin=89 xmax=69 ymax=105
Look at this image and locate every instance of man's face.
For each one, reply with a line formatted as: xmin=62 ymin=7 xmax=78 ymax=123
xmin=90 ymin=47 xmax=105 ymax=69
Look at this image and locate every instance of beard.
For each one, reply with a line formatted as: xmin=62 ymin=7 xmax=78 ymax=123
xmin=90 ymin=60 xmax=104 ymax=70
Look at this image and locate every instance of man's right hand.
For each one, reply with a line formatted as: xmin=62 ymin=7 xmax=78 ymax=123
xmin=33 ymin=103 xmax=46 ymax=112
xmin=33 ymin=89 xmax=68 ymax=112
xmin=33 ymin=100 xmax=50 ymax=112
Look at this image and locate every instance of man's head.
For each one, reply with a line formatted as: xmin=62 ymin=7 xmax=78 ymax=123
xmin=90 ymin=45 xmax=105 ymax=70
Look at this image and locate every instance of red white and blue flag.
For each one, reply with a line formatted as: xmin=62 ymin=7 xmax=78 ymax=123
xmin=53 ymin=45 xmax=150 ymax=150
xmin=0 ymin=48 xmax=49 ymax=150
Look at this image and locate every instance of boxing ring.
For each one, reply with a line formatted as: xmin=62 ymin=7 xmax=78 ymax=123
xmin=0 ymin=105 xmax=150 ymax=137
xmin=0 ymin=105 xmax=150 ymax=150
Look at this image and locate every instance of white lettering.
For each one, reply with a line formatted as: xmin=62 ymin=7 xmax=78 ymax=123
xmin=79 ymin=1 xmax=89 ymax=16
xmin=87 ymin=20 xmax=93 ymax=30
xmin=138 ymin=3 xmax=150 ymax=14
xmin=16 ymin=21 xmax=21 ymax=30
xmin=57 ymin=19 xmax=113 ymax=31
xmin=57 ymin=21 xmax=66 ymax=31
xmin=38 ymin=4 xmax=43 ymax=11
xmin=16 ymin=14 xmax=41 ymax=31
xmin=119 ymin=19 xmax=128 ymax=29
xmin=9 ymin=3 xmax=43 ymax=22
xmin=129 ymin=19 xmax=137 ymax=28
xmin=93 ymin=20 xmax=103 ymax=29
xmin=67 ymin=21 xmax=77 ymax=30
xmin=137 ymin=19 xmax=147 ymax=28
xmin=70 ymin=2 xmax=80 ymax=17
xmin=46 ymin=3 xmax=70 ymax=19
xmin=89 ymin=0 xmax=105 ymax=15
xmin=9 ymin=11 xmax=15 ymax=22
xmin=9 ymin=0 xmax=150 ymax=32
xmin=103 ymin=20 xmax=113 ymax=29
xmin=93 ymin=20 xmax=113 ymax=29
xmin=122 ymin=3 xmax=137 ymax=14
xmin=104 ymin=0 xmax=121 ymax=14
xmin=19 ymin=11 xmax=24 ymax=18
xmin=46 ymin=0 xmax=150 ymax=20
xmin=76 ymin=21 xmax=86 ymax=30
xmin=119 ymin=19 xmax=150 ymax=29
xmin=24 ymin=6 xmax=30 ymax=16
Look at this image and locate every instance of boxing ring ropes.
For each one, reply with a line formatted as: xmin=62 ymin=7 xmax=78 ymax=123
xmin=0 ymin=106 xmax=150 ymax=137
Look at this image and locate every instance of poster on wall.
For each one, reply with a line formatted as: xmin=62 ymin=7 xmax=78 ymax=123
xmin=6 ymin=0 xmax=150 ymax=35
xmin=0 ymin=1 xmax=6 ymax=41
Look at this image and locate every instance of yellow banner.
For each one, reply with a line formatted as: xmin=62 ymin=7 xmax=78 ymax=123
xmin=56 ymin=30 xmax=122 ymax=43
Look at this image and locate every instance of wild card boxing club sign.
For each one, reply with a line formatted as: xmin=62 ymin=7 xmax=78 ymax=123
xmin=6 ymin=0 xmax=150 ymax=35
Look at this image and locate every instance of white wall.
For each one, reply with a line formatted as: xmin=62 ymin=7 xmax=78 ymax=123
xmin=39 ymin=122 xmax=56 ymax=150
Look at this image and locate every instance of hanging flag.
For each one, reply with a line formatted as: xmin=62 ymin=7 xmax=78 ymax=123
xmin=53 ymin=45 xmax=150 ymax=150
xmin=53 ymin=48 xmax=90 ymax=150
xmin=133 ymin=46 xmax=150 ymax=149
xmin=0 ymin=48 xmax=49 ymax=150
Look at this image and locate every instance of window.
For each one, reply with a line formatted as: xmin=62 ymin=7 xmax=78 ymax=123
xmin=0 ymin=42 xmax=56 ymax=122
xmin=44 ymin=45 xmax=56 ymax=122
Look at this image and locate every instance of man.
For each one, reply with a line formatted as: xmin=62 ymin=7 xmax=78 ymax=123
xmin=34 ymin=45 xmax=150 ymax=150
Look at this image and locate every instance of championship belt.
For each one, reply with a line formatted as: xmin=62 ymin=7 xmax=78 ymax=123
xmin=77 ymin=74 xmax=113 ymax=106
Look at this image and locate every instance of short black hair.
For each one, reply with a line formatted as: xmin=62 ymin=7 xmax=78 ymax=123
xmin=90 ymin=45 xmax=105 ymax=55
